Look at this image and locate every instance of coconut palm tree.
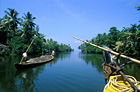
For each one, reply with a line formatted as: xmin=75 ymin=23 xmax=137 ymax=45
xmin=22 ymin=12 xmax=36 ymax=43
xmin=135 ymin=5 xmax=140 ymax=10
xmin=114 ymin=24 xmax=138 ymax=54
xmin=0 ymin=18 xmax=3 ymax=28
xmin=3 ymin=8 xmax=21 ymax=38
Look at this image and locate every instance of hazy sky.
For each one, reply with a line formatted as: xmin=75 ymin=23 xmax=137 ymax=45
xmin=0 ymin=0 xmax=140 ymax=51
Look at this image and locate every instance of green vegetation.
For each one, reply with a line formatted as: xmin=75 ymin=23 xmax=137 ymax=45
xmin=0 ymin=8 xmax=73 ymax=55
xmin=79 ymin=7 xmax=140 ymax=56
xmin=46 ymin=39 xmax=73 ymax=52
xmin=79 ymin=26 xmax=140 ymax=55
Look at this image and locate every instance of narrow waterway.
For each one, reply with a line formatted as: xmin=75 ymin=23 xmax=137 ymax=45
xmin=0 ymin=51 xmax=139 ymax=92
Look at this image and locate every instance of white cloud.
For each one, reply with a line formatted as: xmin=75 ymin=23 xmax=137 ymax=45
xmin=55 ymin=0 xmax=86 ymax=22
xmin=74 ymin=40 xmax=81 ymax=43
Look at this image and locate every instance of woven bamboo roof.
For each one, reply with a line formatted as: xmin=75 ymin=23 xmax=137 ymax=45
xmin=0 ymin=43 xmax=7 ymax=47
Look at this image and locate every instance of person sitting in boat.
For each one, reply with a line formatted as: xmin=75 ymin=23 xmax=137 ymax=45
xmin=0 ymin=48 xmax=5 ymax=55
xmin=52 ymin=50 xmax=55 ymax=56
xmin=23 ymin=52 xmax=27 ymax=61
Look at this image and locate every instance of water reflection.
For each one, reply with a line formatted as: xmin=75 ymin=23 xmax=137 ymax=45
xmin=0 ymin=54 xmax=52 ymax=92
xmin=79 ymin=53 xmax=104 ymax=72
xmin=16 ymin=68 xmax=38 ymax=92
xmin=0 ymin=56 xmax=4 ymax=63
xmin=0 ymin=55 xmax=19 ymax=92
xmin=0 ymin=52 xmax=73 ymax=92
xmin=54 ymin=52 xmax=71 ymax=60
xmin=120 ymin=58 xmax=140 ymax=80
xmin=2 ymin=52 xmax=139 ymax=92
xmin=79 ymin=52 xmax=140 ymax=81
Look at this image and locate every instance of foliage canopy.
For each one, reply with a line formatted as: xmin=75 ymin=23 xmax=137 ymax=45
xmin=0 ymin=8 xmax=73 ymax=55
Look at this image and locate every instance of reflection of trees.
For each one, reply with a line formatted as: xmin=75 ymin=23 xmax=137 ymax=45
xmin=46 ymin=52 xmax=71 ymax=66
xmin=0 ymin=55 xmax=19 ymax=92
xmin=120 ymin=58 xmax=140 ymax=81
xmin=15 ymin=57 xmax=56 ymax=92
xmin=16 ymin=68 xmax=39 ymax=92
xmin=55 ymin=52 xmax=71 ymax=61
xmin=14 ymin=52 xmax=72 ymax=91
xmin=79 ymin=52 xmax=140 ymax=81
xmin=0 ymin=55 xmax=52 ymax=92
xmin=79 ymin=53 xmax=104 ymax=72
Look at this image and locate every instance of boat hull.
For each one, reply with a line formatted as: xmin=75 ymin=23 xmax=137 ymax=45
xmin=15 ymin=55 xmax=54 ymax=70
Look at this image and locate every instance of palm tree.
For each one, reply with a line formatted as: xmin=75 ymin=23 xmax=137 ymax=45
xmin=22 ymin=12 xmax=36 ymax=43
xmin=115 ymin=24 xmax=138 ymax=54
xmin=3 ymin=8 xmax=21 ymax=38
xmin=135 ymin=5 xmax=140 ymax=10
xmin=128 ymin=24 xmax=138 ymax=53
xmin=0 ymin=18 xmax=3 ymax=28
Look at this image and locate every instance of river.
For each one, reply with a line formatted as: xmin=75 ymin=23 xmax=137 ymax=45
xmin=0 ymin=51 xmax=139 ymax=92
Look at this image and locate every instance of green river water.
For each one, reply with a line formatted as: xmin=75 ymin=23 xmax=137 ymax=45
xmin=0 ymin=51 xmax=139 ymax=92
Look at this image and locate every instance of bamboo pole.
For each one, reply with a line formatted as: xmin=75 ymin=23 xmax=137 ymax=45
xmin=20 ymin=39 xmax=34 ymax=64
xmin=25 ymin=39 xmax=34 ymax=53
xmin=72 ymin=36 xmax=140 ymax=64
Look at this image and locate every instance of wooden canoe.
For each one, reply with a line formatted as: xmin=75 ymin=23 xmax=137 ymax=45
xmin=15 ymin=55 xmax=54 ymax=70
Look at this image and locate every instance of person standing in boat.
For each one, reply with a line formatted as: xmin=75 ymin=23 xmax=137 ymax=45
xmin=52 ymin=49 xmax=55 ymax=56
xmin=23 ymin=52 xmax=27 ymax=61
xmin=0 ymin=48 xmax=5 ymax=55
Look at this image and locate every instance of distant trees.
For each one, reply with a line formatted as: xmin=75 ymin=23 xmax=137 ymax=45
xmin=46 ymin=39 xmax=73 ymax=53
xmin=79 ymin=25 xmax=140 ymax=56
xmin=79 ymin=27 xmax=120 ymax=53
xmin=0 ymin=8 xmax=73 ymax=55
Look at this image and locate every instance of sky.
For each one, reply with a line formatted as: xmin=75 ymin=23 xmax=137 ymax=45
xmin=0 ymin=0 xmax=140 ymax=51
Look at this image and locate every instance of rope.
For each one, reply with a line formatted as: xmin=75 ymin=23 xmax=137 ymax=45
xmin=104 ymin=75 xmax=140 ymax=92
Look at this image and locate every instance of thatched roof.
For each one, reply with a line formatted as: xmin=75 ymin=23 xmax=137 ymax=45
xmin=0 ymin=43 xmax=7 ymax=47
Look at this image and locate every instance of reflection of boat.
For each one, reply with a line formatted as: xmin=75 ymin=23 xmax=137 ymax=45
xmin=15 ymin=67 xmax=34 ymax=77
xmin=102 ymin=46 xmax=140 ymax=92
xmin=15 ymin=55 xmax=54 ymax=70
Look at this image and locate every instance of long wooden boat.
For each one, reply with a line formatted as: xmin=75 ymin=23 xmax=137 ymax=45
xmin=15 ymin=55 xmax=54 ymax=70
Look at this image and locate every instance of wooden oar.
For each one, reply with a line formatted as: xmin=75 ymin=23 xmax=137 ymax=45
xmin=20 ymin=39 xmax=34 ymax=64
xmin=72 ymin=36 xmax=140 ymax=64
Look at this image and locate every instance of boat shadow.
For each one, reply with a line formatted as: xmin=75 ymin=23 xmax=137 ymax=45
xmin=15 ymin=59 xmax=54 ymax=77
